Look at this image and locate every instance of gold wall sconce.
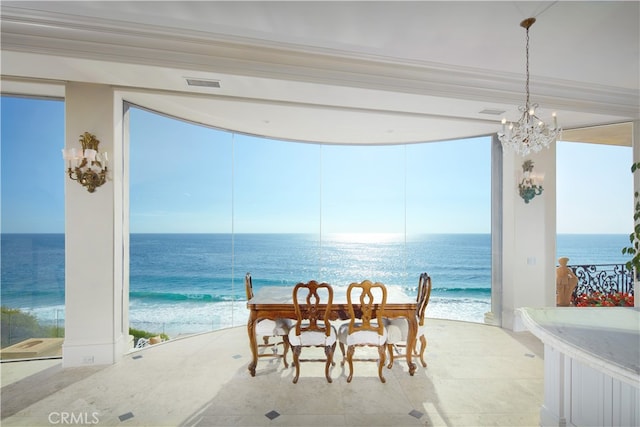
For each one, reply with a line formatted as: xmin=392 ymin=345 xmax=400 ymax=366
xmin=62 ymin=132 xmax=108 ymax=193
xmin=519 ymin=159 xmax=544 ymax=203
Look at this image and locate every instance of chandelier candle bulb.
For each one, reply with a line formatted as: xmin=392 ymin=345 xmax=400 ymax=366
xmin=85 ymin=149 xmax=96 ymax=162
xmin=62 ymin=149 xmax=71 ymax=168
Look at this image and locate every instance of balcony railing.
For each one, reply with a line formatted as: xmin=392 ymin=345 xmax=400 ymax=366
xmin=568 ymin=263 xmax=635 ymax=305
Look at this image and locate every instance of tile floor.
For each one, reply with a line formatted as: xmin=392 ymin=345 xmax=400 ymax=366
xmin=1 ymin=318 xmax=544 ymax=426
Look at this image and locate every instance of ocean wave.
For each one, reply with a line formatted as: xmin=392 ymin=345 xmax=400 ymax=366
xmin=129 ymin=291 xmax=228 ymax=303
xmin=432 ymin=287 xmax=491 ymax=294
xmin=400 ymin=286 xmax=491 ymax=296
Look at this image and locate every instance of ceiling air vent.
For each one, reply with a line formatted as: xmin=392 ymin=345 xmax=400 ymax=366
xmin=185 ymin=78 xmax=221 ymax=88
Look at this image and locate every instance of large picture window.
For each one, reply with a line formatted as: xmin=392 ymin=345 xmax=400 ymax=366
xmin=128 ymin=105 xmax=492 ymax=337
xmin=1 ymin=96 xmax=66 ymax=358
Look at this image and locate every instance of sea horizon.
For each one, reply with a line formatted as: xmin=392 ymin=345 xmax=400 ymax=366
xmin=1 ymin=232 xmax=631 ymax=337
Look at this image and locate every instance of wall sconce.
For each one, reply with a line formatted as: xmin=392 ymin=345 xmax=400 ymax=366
xmin=519 ymin=159 xmax=544 ymax=203
xmin=62 ymin=132 xmax=108 ymax=193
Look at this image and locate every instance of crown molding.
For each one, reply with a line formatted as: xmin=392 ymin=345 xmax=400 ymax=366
xmin=2 ymin=5 xmax=638 ymax=120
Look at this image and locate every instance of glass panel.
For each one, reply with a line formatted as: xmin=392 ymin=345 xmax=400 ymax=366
xmin=232 ymin=135 xmax=321 ymax=319
xmin=320 ymin=144 xmax=406 ymax=288
xmin=129 ymin=107 xmax=233 ymax=339
xmin=128 ymin=107 xmax=494 ymax=342
xmin=406 ymin=138 xmax=492 ymax=322
xmin=1 ymin=96 xmax=66 ymax=360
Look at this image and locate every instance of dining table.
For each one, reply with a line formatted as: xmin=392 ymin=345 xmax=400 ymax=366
xmin=246 ymin=285 xmax=419 ymax=376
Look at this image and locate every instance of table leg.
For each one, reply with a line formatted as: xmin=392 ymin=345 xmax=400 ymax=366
xmin=405 ymin=315 xmax=418 ymax=375
xmin=247 ymin=312 xmax=258 ymax=377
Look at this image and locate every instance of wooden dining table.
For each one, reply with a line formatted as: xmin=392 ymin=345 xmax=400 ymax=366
xmin=246 ymin=285 xmax=419 ymax=376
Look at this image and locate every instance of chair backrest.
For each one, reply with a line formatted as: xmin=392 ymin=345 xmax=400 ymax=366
xmin=416 ymin=273 xmax=432 ymax=326
xmin=346 ymin=280 xmax=387 ymax=336
xmin=292 ymin=280 xmax=333 ymax=337
xmin=245 ymin=272 xmax=254 ymax=300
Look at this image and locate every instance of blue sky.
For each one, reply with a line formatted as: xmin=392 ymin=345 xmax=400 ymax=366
xmin=1 ymin=96 xmax=633 ymax=234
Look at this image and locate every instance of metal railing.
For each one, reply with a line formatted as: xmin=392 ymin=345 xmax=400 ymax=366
xmin=569 ymin=263 xmax=634 ymax=300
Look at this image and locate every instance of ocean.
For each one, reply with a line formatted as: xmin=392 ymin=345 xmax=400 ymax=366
xmin=0 ymin=233 xmax=631 ymax=338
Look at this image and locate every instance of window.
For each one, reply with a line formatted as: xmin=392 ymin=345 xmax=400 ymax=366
xmin=129 ymin=106 xmax=492 ymax=336
xmin=1 ymin=96 xmax=66 ymax=358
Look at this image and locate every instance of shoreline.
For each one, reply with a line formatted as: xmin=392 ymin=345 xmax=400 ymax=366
xmin=7 ymin=294 xmax=492 ymax=340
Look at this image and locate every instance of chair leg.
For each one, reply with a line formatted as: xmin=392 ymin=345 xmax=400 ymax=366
xmin=324 ymin=343 xmax=336 ymax=383
xmin=418 ymin=335 xmax=427 ymax=367
xmin=346 ymin=345 xmax=355 ymax=383
xmin=292 ymin=346 xmax=301 ymax=384
xmin=377 ymin=345 xmax=386 ymax=383
xmin=386 ymin=343 xmax=395 ymax=369
xmin=339 ymin=342 xmax=346 ymax=366
xmin=282 ymin=335 xmax=290 ymax=368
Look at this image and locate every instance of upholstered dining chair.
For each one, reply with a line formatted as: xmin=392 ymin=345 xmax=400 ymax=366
xmin=245 ymin=272 xmax=291 ymax=368
xmin=337 ymin=280 xmax=388 ymax=383
xmin=287 ymin=280 xmax=337 ymax=384
xmin=384 ymin=272 xmax=432 ymax=369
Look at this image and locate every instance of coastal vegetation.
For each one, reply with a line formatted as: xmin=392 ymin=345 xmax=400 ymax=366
xmin=2 ymin=306 xmax=168 ymax=349
xmin=129 ymin=327 xmax=170 ymax=344
xmin=1 ymin=306 xmax=62 ymax=347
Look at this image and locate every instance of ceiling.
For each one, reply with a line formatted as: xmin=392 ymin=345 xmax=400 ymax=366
xmin=1 ymin=1 xmax=638 ymax=146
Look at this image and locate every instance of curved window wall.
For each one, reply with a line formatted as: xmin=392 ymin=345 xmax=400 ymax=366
xmin=2 ymin=97 xmax=632 ymax=357
xmin=128 ymin=105 xmax=492 ymax=338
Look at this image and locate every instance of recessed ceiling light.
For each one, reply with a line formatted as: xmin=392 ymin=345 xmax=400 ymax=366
xmin=185 ymin=78 xmax=221 ymax=88
xmin=479 ymin=109 xmax=505 ymax=115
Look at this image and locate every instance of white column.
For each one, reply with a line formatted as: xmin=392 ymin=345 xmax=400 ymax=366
xmin=501 ymin=144 xmax=557 ymax=330
xmin=485 ymin=135 xmax=503 ymax=326
xmin=634 ymin=120 xmax=639 ymax=308
xmin=62 ymin=83 xmax=128 ymax=367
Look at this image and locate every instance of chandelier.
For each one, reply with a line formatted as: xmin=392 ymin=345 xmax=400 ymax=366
xmin=62 ymin=132 xmax=109 ymax=193
xmin=498 ymin=17 xmax=561 ymax=156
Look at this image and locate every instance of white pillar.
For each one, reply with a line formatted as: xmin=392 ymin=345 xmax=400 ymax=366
xmin=634 ymin=120 xmax=639 ymax=308
xmin=485 ymin=135 xmax=503 ymax=326
xmin=501 ymin=144 xmax=557 ymax=330
xmin=62 ymin=83 xmax=128 ymax=367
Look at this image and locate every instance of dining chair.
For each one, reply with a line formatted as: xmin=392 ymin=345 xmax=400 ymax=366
xmin=384 ymin=272 xmax=432 ymax=369
xmin=245 ymin=272 xmax=291 ymax=368
xmin=337 ymin=280 xmax=388 ymax=383
xmin=287 ymin=280 xmax=337 ymax=384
